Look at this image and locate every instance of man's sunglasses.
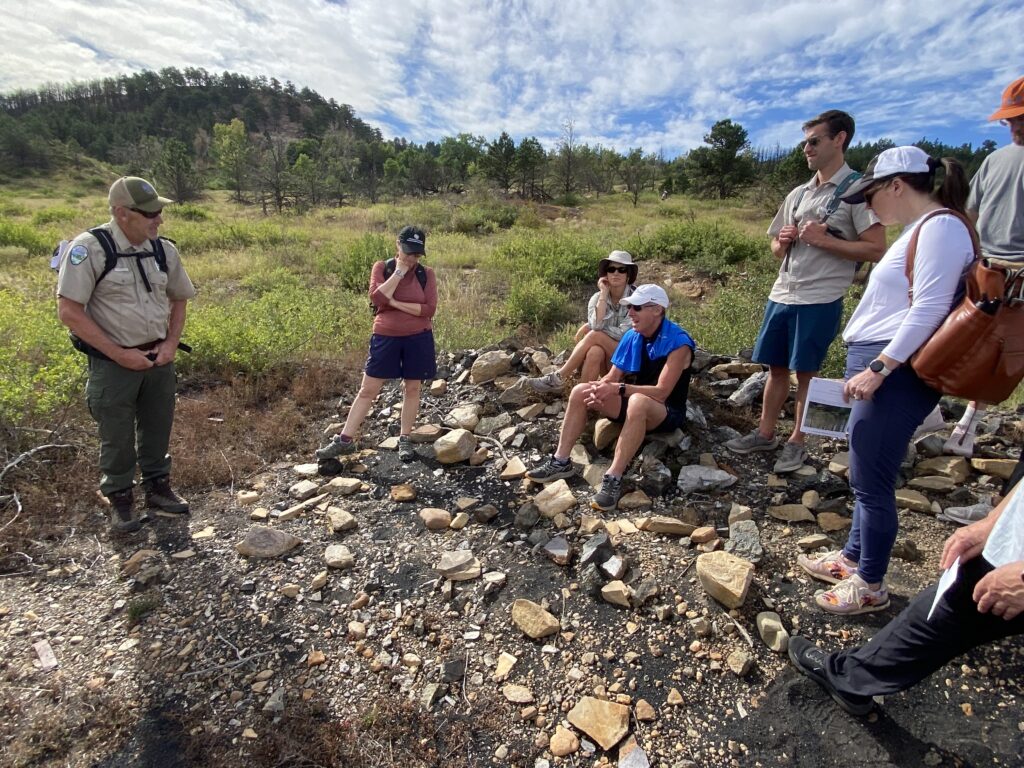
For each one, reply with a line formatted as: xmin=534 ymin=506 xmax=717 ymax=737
xmin=131 ymin=208 xmax=162 ymax=219
xmin=604 ymin=266 xmax=630 ymax=274
xmin=801 ymin=135 xmax=831 ymax=148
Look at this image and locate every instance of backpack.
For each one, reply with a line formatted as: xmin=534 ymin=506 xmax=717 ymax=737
xmin=52 ymin=227 xmax=170 ymax=291
xmin=905 ymin=209 xmax=1024 ymax=403
xmin=371 ymin=258 xmax=427 ymax=314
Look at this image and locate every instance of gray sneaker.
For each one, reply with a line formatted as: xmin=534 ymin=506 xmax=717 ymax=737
xmin=316 ymin=435 xmax=357 ymax=460
xmin=773 ymin=442 xmax=808 ymax=473
xmin=398 ymin=436 xmax=416 ymax=462
xmin=591 ymin=474 xmax=622 ymax=512
xmin=725 ymin=430 xmax=779 ymax=454
xmin=527 ymin=456 xmax=577 ymax=483
xmin=529 ymin=371 xmax=565 ymax=393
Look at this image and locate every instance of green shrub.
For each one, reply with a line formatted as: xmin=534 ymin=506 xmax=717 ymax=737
xmin=492 ymin=231 xmax=602 ymax=290
xmin=173 ymin=202 xmax=210 ymax=221
xmin=635 ymin=219 xmax=766 ymax=276
xmin=0 ymin=219 xmax=53 ymax=256
xmin=31 ymin=207 xmax=78 ymax=226
xmin=0 ymin=200 xmax=29 ymax=217
xmin=318 ymin=233 xmax=390 ymax=293
xmin=501 ymin=278 xmax=567 ymax=329
xmin=166 ymin=220 xmax=309 ymax=253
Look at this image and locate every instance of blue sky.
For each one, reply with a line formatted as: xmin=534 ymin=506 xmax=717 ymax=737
xmin=1 ymin=0 xmax=1021 ymax=158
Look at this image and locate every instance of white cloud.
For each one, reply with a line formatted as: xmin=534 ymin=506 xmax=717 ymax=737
xmin=1 ymin=0 xmax=1021 ymax=155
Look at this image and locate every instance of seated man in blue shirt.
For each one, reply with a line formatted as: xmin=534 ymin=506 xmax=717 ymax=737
xmin=527 ymin=284 xmax=696 ymax=512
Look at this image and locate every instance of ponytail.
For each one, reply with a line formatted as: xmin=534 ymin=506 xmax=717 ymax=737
xmin=899 ymin=156 xmax=969 ymax=215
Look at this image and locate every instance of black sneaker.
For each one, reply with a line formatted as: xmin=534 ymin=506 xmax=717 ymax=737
xmin=398 ymin=436 xmax=416 ymax=462
xmin=591 ymin=474 xmax=622 ymax=511
xmin=316 ymin=434 xmax=357 ymax=460
xmin=144 ymin=476 xmax=189 ymax=514
xmin=526 ymin=457 xmax=576 ymax=483
xmin=107 ymin=488 xmax=142 ymax=533
xmin=788 ymin=636 xmax=874 ymax=716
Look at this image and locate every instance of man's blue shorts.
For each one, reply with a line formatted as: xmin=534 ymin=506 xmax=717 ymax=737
xmin=752 ymin=298 xmax=842 ymax=373
xmin=611 ymin=396 xmax=687 ymax=433
xmin=365 ymin=330 xmax=437 ymax=380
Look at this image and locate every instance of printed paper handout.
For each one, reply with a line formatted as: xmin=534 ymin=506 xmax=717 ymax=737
xmin=800 ymin=377 xmax=853 ymax=439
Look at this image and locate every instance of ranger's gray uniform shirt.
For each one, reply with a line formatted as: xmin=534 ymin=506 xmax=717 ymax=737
xmin=767 ymin=164 xmax=879 ymax=305
xmin=57 ymin=220 xmax=196 ymax=347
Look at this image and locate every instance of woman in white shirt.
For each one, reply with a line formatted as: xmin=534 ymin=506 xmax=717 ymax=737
xmin=797 ymin=146 xmax=974 ymax=615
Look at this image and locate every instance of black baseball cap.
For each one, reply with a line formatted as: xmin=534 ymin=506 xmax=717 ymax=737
xmin=398 ymin=225 xmax=426 ymax=254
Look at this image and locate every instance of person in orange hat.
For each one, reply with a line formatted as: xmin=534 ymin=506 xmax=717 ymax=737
xmin=943 ymin=75 xmax=1024 ymax=458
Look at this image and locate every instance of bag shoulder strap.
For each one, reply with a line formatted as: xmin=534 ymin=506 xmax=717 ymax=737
xmin=903 ymin=209 xmax=981 ymax=295
xmin=383 ymin=258 xmax=427 ymax=289
xmin=824 ymin=171 xmax=862 ymax=219
xmin=87 ymin=227 xmax=119 ymax=284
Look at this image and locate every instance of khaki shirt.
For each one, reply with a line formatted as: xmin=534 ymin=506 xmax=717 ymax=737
xmin=767 ymin=164 xmax=878 ymax=305
xmin=57 ymin=220 xmax=196 ymax=347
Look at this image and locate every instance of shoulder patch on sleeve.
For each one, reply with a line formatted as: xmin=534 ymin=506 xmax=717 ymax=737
xmin=69 ymin=245 xmax=90 ymax=265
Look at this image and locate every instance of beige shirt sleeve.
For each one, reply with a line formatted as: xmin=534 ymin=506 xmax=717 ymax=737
xmin=161 ymin=240 xmax=197 ymax=300
xmin=56 ymin=233 xmax=105 ymax=304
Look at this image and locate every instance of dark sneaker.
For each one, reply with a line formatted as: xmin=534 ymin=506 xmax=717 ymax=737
xmin=725 ymin=430 xmax=779 ymax=454
xmin=526 ymin=456 xmax=577 ymax=483
xmin=107 ymin=488 xmax=142 ymax=533
xmin=398 ymin=436 xmax=416 ymax=462
xmin=144 ymin=476 xmax=189 ymax=514
xmin=316 ymin=434 xmax=357 ymax=460
xmin=591 ymin=474 xmax=622 ymax=512
xmin=528 ymin=371 xmax=565 ymax=393
xmin=774 ymin=442 xmax=808 ymax=473
xmin=788 ymin=636 xmax=874 ymax=716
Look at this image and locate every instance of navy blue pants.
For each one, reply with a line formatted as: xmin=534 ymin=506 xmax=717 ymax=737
xmin=826 ymin=557 xmax=1024 ymax=696
xmin=843 ymin=342 xmax=941 ymax=584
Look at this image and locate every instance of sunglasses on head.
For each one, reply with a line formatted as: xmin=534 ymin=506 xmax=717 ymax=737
xmin=131 ymin=208 xmax=162 ymax=219
xmin=604 ymin=266 xmax=629 ymax=274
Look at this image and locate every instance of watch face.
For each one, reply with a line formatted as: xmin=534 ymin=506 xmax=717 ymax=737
xmin=869 ymin=360 xmax=884 ymax=373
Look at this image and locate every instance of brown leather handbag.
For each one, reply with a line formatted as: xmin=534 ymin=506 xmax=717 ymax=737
xmin=905 ymin=209 xmax=1024 ymax=403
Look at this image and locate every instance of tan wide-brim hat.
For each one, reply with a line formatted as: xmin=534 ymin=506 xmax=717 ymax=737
xmin=598 ymin=250 xmax=638 ymax=284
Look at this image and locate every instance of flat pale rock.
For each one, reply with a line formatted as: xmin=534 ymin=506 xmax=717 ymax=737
xmin=601 ymin=580 xmax=632 ymax=608
xmin=798 ymin=533 xmax=833 ymax=550
xmin=511 ymin=599 xmax=559 ymax=639
xmin=122 ymin=549 xmax=160 ymax=576
xmin=502 ymin=683 xmax=534 ymax=704
xmin=293 ymin=462 xmax=319 ymax=477
xmin=895 ymin=489 xmax=932 ymax=514
xmin=756 ymin=611 xmax=789 ymax=653
xmin=768 ymin=504 xmax=814 ymax=523
xmin=434 ymin=429 xmax=477 ymax=464
xmin=390 ymin=484 xmax=417 ymax=502
xmin=727 ymin=649 xmax=753 ymax=676
xmin=579 ymin=514 xmax=607 ymax=535
xmin=728 ymin=503 xmax=753 ymax=524
xmin=971 ymin=458 xmax=1017 ymax=480
xmin=279 ymin=584 xmax=300 ymax=599
xmin=327 ymin=477 xmax=363 ymax=495
xmin=677 ymin=465 xmax=737 ymax=494
xmin=378 ymin=436 xmax=400 ymax=450
xmin=828 ymin=452 xmax=850 ymax=478
xmin=249 ymin=507 xmax=270 ymax=521
xmin=567 ymin=696 xmax=630 ymax=751
xmin=634 ymin=699 xmax=657 ymax=721
xmin=817 ymin=512 xmax=851 ymax=532
xmin=916 ymin=455 xmax=970 ymax=483
xmin=550 ymin=724 xmax=580 ymax=757
xmin=449 ymin=511 xmax=470 ymax=530
xmin=909 ymin=475 xmax=956 ymax=492
xmin=455 ymin=496 xmax=480 ymax=511
xmin=618 ymin=735 xmax=650 ymax=768
xmin=429 ymin=379 xmax=447 ymax=396
xmin=583 ymin=461 xmax=612 ymax=489
xmin=696 ymin=551 xmax=754 ymax=609
xmin=410 ymin=424 xmax=444 ymax=443
xmin=237 ymin=490 xmax=261 ymax=505
xmin=690 ymin=526 xmax=718 ymax=544
xmin=500 ymin=457 xmax=527 ymax=480
xmin=445 ymin=404 xmax=481 ymax=431
xmin=191 ymin=525 xmax=215 ymax=541
xmin=618 ymin=490 xmax=652 ymax=511
xmin=326 ymin=507 xmax=357 ymax=533
xmin=710 ymin=361 xmax=764 ymax=377
xmin=593 ymin=418 xmax=623 ymax=450
xmin=666 ymin=687 xmax=684 ymax=705
xmin=419 ymin=508 xmax=452 ymax=530
xmin=236 ymin=527 xmax=302 ymax=559
xmin=493 ymin=651 xmax=517 ymax=681
xmin=310 ymin=570 xmax=329 ymax=591
xmin=324 ymin=544 xmax=354 ymax=570
xmin=517 ymin=402 xmax=546 ymax=421
xmin=435 ymin=551 xmax=482 ymax=581
xmin=801 ymin=490 xmax=821 ymax=510
xmin=289 ymin=479 xmax=320 ymax=501
xmin=471 ymin=350 xmax=513 ymax=383
xmin=534 ymin=479 xmax=577 ymax=517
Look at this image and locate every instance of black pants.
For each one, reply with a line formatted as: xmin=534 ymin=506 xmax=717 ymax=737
xmin=825 ymin=557 xmax=1024 ymax=697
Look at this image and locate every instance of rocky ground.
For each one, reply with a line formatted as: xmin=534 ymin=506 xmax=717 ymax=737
xmin=1 ymin=345 xmax=1022 ymax=768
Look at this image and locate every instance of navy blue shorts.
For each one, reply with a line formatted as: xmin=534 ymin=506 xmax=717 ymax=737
xmin=364 ymin=330 xmax=437 ymax=380
xmin=612 ymin=396 xmax=687 ymax=433
xmin=752 ymin=298 xmax=842 ymax=372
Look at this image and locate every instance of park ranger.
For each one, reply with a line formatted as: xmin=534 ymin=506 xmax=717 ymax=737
xmin=57 ymin=176 xmax=196 ymax=533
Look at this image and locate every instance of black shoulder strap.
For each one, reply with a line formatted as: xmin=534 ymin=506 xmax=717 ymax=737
xmin=383 ymin=258 xmax=396 ymax=279
xmin=824 ymin=171 xmax=862 ymax=219
xmin=88 ymin=227 xmax=119 ymax=284
xmin=383 ymin=258 xmax=427 ymax=289
xmin=152 ymin=237 xmax=168 ymax=273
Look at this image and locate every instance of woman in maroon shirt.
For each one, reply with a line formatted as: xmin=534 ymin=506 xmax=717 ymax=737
xmin=317 ymin=226 xmax=438 ymax=462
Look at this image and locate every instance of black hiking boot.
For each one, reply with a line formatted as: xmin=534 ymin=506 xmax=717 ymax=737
xmin=107 ymin=488 xmax=142 ymax=533
xmin=144 ymin=475 xmax=189 ymax=514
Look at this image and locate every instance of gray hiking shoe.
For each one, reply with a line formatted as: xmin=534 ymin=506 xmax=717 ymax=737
xmin=144 ymin=476 xmax=189 ymax=514
xmin=108 ymin=488 xmax=142 ymax=533
xmin=398 ymin=436 xmax=416 ymax=462
xmin=527 ymin=456 xmax=577 ymax=483
xmin=773 ymin=442 xmax=808 ymax=473
xmin=591 ymin=474 xmax=622 ymax=512
xmin=316 ymin=434 xmax=357 ymax=460
xmin=529 ymin=371 xmax=565 ymax=393
xmin=725 ymin=430 xmax=779 ymax=454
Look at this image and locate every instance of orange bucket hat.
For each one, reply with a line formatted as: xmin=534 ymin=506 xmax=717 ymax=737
xmin=989 ymin=76 xmax=1024 ymax=121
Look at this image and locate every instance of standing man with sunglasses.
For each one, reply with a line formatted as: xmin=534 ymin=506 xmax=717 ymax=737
xmin=942 ymin=75 xmax=1024 ymax=458
xmin=727 ymin=110 xmax=885 ymax=473
xmin=527 ymin=285 xmax=695 ymax=512
xmin=57 ymin=176 xmax=196 ymax=533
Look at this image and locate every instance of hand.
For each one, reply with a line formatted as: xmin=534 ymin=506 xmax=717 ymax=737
xmin=940 ymin=519 xmax=991 ymax=569
xmin=777 ymin=224 xmax=799 ymax=247
xmin=843 ymin=369 xmax=884 ymax=403
xmin=583 ymin=381 xmax=614 ymax=410
xmin=117 ymin=348 xmax=155 ymax=371
xmin=396 ymin=253 xmax=418 ymax=273
xmin=973 ymin=562 xmax=1024 ymax=620
xmin=153 ymin=340 xmax=177 ymax=366
xmin=597 ymin=277 xmax=610 ymax=293
xmin=798 ymin=220 xmax=829 ymax=247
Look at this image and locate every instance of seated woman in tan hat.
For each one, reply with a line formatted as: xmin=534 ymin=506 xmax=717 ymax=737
xmin=529 ymin=250 xmax=637 ymax=392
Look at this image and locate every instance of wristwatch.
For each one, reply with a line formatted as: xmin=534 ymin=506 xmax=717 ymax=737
xmin=619 ymin=383 xmax=627 ymax=397
xmin=868 ymin=359 xmax=893 ymax=377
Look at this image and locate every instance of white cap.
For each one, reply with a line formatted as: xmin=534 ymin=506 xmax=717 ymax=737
xmin=841 ymin=146 xmax=933 ymax=204
xmin=621 ymin=284 xmax=669 ymax=308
